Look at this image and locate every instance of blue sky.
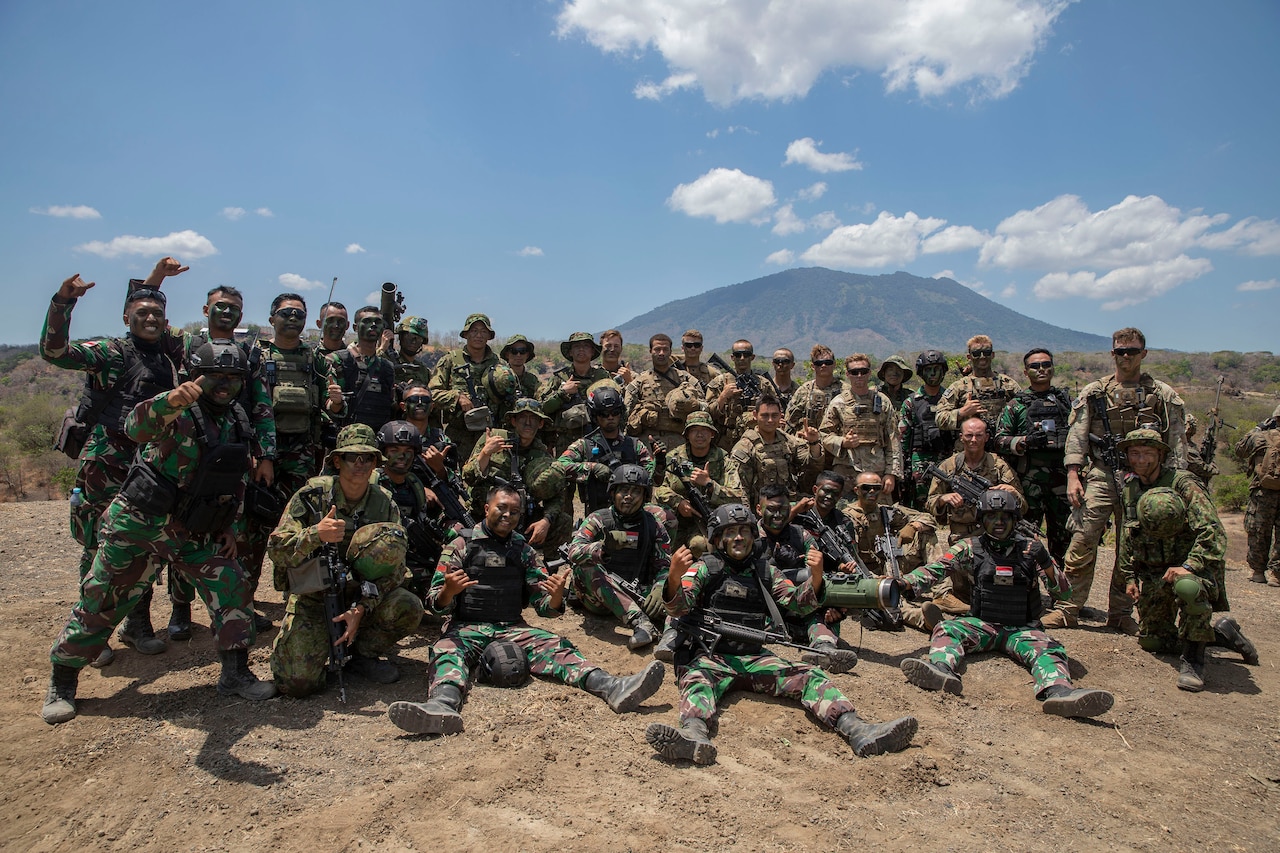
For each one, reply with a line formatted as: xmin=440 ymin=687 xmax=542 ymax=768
xmin=3 ymin=0 xmax=1277 ymax=352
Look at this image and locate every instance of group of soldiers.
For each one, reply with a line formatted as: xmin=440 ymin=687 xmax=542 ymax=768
xmin=36 ymin=256 xmax=1266 ymax=768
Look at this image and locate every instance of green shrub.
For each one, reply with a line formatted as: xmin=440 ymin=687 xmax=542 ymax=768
xmin=1213 ymin=474 xmax=1250 ymax=512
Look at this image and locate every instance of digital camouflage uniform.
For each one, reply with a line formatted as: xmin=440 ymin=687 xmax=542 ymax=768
xmin=267 ymin=474 xmax=423 ymax=696
xmin=819 ymin=388 xmax=903 ymax=491
xmin=566 ymin=504 xmax=673 ymax=628
xmin=705 ymin=369 xmax=781 ymax=451
xmin=899 ymin=386 xmax=955 ymax=509
xmin=50 ymin=389 xmax=257 ymax=669
xmin=543 ymin=430 xmax=656 ymax=516
xmin=933 ymin=372 xmax=1022 ymax=440
xmin=624 ymin=364 xmax=699 ymax=451
xmin=1234 ymin=422 xmax=1280 ymax=583
xmin=785 ymin=378 xmax=844 ymax=434
xmin=653 ymin=441 xmax=743 ymax=554
xmin=428 ymin=345 xmax=513 ymax=461
xmin=462 ymin=427 xmax=571 ymax=562
xmin=996 ymin=387 xmax=1073 ymax=564
xmin=726 ymin=428 xmax=824 ymax=510
xmin=760 ymin=523 xmax=838 ymax=647
xmin=1118 ymin=471 xmax=1227 ymax=651
xmin=674 ymin=357 xmax=718 ymax=391
xmin=925 ymin=451 xmax=1025 ymax=546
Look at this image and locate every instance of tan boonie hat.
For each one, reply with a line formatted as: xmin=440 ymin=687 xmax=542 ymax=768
xmin=1116 ymin=428 xmax=1169 ymax=454
xmin=560 ymin=331 xmax=601 ymax=360
xmin=508 ymin=397 xmax=552 ymax=423
xmin=683 ymin=411 xmax=719 ymax=436
xmin=461 ymin=313 xmax=495 ymax=340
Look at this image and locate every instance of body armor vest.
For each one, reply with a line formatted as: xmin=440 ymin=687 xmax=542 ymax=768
xmin=699 ymin=553 xmax=771 ymax=653
xmin=907 ymin=391 xmax=952 ymax=454
xmin=582 ymin=433 xmax=640 ymax=511
xmin=1017 ymin=388 xmax=1071 ymax=452
xmin=188 ymin=333 xmax=260 ymax=418
xmin=753 ymin=433 xmax=795 ymax=492
xmin=454 ymin=530 xmax=528 ymax=623
xmin=596 ymin=509 xmax=659 ymax=585
xmin=845 ymin=393 xmax=883 ymax=445
xmin=764 ymin=525 xmax=808 ymax=581
xmin=80 ymin=338 xmax=180 ymax=437
xmin=964 ymin=376 xmax=1014 ymax=429
xmin=337 ymin=350 xmax=397 ymax=431
xmin=969 ymin=536 xmax=1042 ymax=628
xmin=262 ymin=342 xmax=320 ymax=436
xmin=1090 ymin=375 xmax=1167 ymax=443
xmin=173 ymin=402 xmax=252 ymax=534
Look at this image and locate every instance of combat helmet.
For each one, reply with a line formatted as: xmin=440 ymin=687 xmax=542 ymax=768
xmin=608 ymin=463 xmax=651 ymax=495
xmin=915 ymin=350 xmax=947 ymax=373
xmin=977 ymin=488 xmax=1022 ymax=521
xmin=188 ymin=340 xmax=247 ymax=378
xmin=378 ymin=420 xmax=423 ymax=452
xmin=708 ymin=503 xmax=757 ymax=543
xmin=347 ymin=522 xmax=408 ymax=581
xmin=586 ymin=381 xmax=626 ymax=419
xmin=479 ymin=640 xmax=531 ymax=688
xmin=1136 ymin=487 xmax=1187 ymax=538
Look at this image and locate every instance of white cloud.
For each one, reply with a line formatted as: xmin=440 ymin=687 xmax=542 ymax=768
xmin=784 ymin=138 xmax=862 ymax=173
xmin=518 ymin=246 xmax=545 ymax=257
xmin=667 ymin=167 xmax=776 ymax=224
xmin=1000 ymin=283 xmax=1018 ymax=298
xmin=278 ymin=273 xmax=327 ymax=291
xmin=766 ymin=249 xmax=795 ymax=265
xmin=810 ymin=211 xmax=841 ymax=231
xmin=557 ymin=0 xmax=1070 ymax=105
xmin=76 ymin=230 xmax=218 ymax=259
xmin=1197 ymin=217 xmax=1280 ymax=256
xmin=707 ymin=125 xmax=758 ymax=138
xmin=800 ymin=211 xmax=945 ymax=267
xmin=922 ymin=224 xmax=989 ymax=254
xmin=772 ymin=205 xmax=806 ymax=236
xmin=30 ymin=204 xmax=100 ymax=219
xmin=220 ymin=207 xmax=246 ymax=221
xmin=1032 ymin=255 xmax=1212 ymax=310
xmin=345 ymin=243 xmax=367 ymax=254
xmin=1238 ymin=279 xmax=1280 ymax=292
xmin=255 ymin=207 xmax=274 ymax=217
xmin=797 ymin=182 xmax=828 ymax=202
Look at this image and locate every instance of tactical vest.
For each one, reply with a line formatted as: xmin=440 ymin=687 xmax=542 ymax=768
xmin=261 ymin=342 xmax=320 ymax=437
xmin=844 ymin=393 xmax=883 ymax=446
xmin=968 ymin=536 xmax=1042 ymax=628
xmin=699 ymin=552 xmax=771 ymax=653
xmin=79 ymin=337 xmax=180 ymax=437
xmin=453 ymin=530 xmax=528 ymax=623
xmin=764 ymin=525 xmax=808 ymax=582
xmin=581 ymin=433 xmax=640 ymax=510
xmin=963 ymin=375 xmax=1015 ymax=429
xmin=1015 ymin=388 xmax=1071 ymax=455
xmin=906 ymin=391 xmax=952 ymax=454
xmin=1089 ymin=375 xmax=1168 ymax=442
xmin=393 ymin=353 xmax=432 ymax=388
xmin=595 ymin=508 xmax=659 ymax=586
xmin=174 ymin=402 xmax=252 ymax=534
xmin=742 ymin=431 xmax=796 ymax=494
xmin=337 ymin=350 xmax=397 ymax=431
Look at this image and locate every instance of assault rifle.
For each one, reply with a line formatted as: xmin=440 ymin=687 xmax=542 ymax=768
xmin=457 ymin=363 xmax=492 ymax=431
xmin=422 ymin=466 xmax=476 ymax=530
xmin=795 ymin=509 xmax=873 ymax=580
xmin=873 ymin=505 xmax=905 ymax=630
xmin=1200 ymin=375 xmax=1234 ymax=470
xmin=924 ymin=463 xmax=1047 ymax=545
xmin=668 ymin=458 xmax=714 ymax=522
xmin=322 ymin=543 xmax=352 ymax=704
xmin=672 ymin=613 xmax=830 ymax=657
xmin=707 ymin=352 xmax=762 ymax=407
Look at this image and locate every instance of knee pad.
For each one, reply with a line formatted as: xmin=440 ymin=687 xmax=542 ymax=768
xmin=1173 ymin=575 xmax=1211 ymax=616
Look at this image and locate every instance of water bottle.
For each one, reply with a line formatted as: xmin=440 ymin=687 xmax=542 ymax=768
xmin=70 ymin=487 xmax=83 ymax=509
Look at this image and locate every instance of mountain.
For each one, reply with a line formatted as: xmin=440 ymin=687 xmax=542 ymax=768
xmin=616 ymin=268 xmax=1113 ymax=357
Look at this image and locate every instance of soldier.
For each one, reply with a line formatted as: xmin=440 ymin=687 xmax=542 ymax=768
xmin=644 ymin=505 xmax=918 ymax=765
xmin=898 ymin=490 xmax=1114 ymax=719
xmin=771 ymin=348 xmax=799 ymax=413
xmin=706 ymin=339 xmax=780 ymax=451
xmin=429 ymin=313 xmax=516 ymax=462
xmin=819 ymin=353 xmax=902 ymax=498
xmin=653 ymin=412 xmax=743 ymax=558
xmin=42 ymin=342 xmax=278 ymax=724
xmin=875 ymin=355 xmax=914 ymax=412
xmin=624 ymin=333 xmax=698 ymax=452
xmin=599 ymin=329 xmax=634 ymax=386
xmin=784 ymin=344 xmax=843 ymax=436
xmin=900 ymin=349 xmax=955 ymax=508
xmin=566 ymin=465 xmax=672 ymax=650
xmin=375 ymin=420 xmax=442 ymax=600
xmin=382 ymin=315 xmax=434 ymax=389
xmin=399 ymin=383 xmax=457 ymax=477
xmin=933 ymin=334 xmax=1021 ymax=442
xmin=267 ymin=424 xmax=425 ymax=696
xmin=1234 ymin=414 xmax=1280 ymax=586
xmin=675 ymin=329 xmax=719 ymax=388
xmin=1116 ymin=429 xmax=1258 ymax=690
xmin=995 ymin=348 xmax=1072 ymax=565
xmin=927 ymin=417 xmax=1025 ymax=546
xmin=1041 ymin=327 xmax=1186 ymax=631
xmin=726 ymin=396 xmax=824 ymax=510
xmin=386 ymin=483 xmax=666 ymax=735
xmin=463 ymin=398 xmax=570 ymax=563
xmin=326 ymin=306 xmax=398 ymax=436
xmin=315 ymin=302 xmax=350 ymax=358
xmin=539 ymin=332 xmax=612 ymax=451
xmin=499 ymin=334 xmax=542 ymax=400
xmin=1183 ymin=414 xmax=1219 ymax=490
xmin=544 ymin=382 xmax=654 ymax=516
xmin=41 ymin=265 xmax=185 ymax=666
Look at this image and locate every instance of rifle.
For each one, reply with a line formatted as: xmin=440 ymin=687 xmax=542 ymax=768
xmin=322 ymin=543 xmax=352 ymax=704
xmin=873 ymin=505 xmax=905 ymax=630
xmin=457 ymin=363 xmax=493 ymax=431
xmin=672 ymin=613 xmax=830 ymax=657
xmin=423 ymin=465 xmax=477 ymax=530
xmin=1200 ymin=375 xmax=1234 ymax=469
xmin=668 ymin=458 xmax=714 ymax=522
xmin=924 ymin=463 xmax=1041 ymax=539
xmin=707 ymin=352 xmax=762 ymax=407
xmin=795 ymin=508 xmax=873 ymax=580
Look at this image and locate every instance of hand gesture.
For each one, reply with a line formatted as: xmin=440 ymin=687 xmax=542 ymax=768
xmin=689 ymin=465 xmax=710 ymax=488
xmin=668 ymin=545 xmax=694 ymax=586
xmin=58 ymin=274 xmax=95 ymax=301
xmin=805 ymin=547 xmax=824 ymax=591
xmin=216 ymin=530 xmax=238 ymax=558
xmin=798 ymin=424 xmax=821 ymax=445
xmin=439 ymin=567 xmax=479 ymax=605
xmin=719 ymin=378 xmax=740 ymax=404
xmin=254 ymin=458 xmax=275 ymax=486
xmin=326 ymin=379 xmax=343 ymax=408
xmin=538 ymin=568 xmax=568 ymax=599
xmin=958 ymin=398 xmax=984 ymax=419
xmin=168 ymin=380 xmax=204 ymax=409
xmin=561 ymin=379 xmax=580 ymax=397
xmin=152 ymin=256 xmax=190 ymax=279
xmin=525 ymin=517 xmax=550 ymax=545
xmin=316 ymin=506 xmax=346 ymax=543
xmin=331 ymin=606 xmax=361 ymax=646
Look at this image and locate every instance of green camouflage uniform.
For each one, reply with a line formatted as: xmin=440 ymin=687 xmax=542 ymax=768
xmin=996 ymin=387 xmax=1073 ymax=563
xmin=1234 ymin=423 xmax=1280 ymax=581
xmin=899 ymin=386 xmax=954 ymax=509
xmin=538 ymin=365 xmax=613 ymax=448
xmin=461 ymin=428 xmax=571 ymax=561
xmin=653 ymin=443 xmax=743 ymax=553
xmin=566 ymin=504 xmax=673 ymax=627
xmin=428 ymin=346 xmax=512 ymax=460
xmin=543 ymin=431 xmax=656 ymax=516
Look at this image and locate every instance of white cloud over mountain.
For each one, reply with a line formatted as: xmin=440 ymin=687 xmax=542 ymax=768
xmin=76 ymin=230 xmax=218 ymax=259
xmin=667 ymin=168 xmax=776 ymax=223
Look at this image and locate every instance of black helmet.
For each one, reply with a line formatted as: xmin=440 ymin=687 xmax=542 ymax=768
xmin=377 ymin=420 xmax=423 ymax=452
xmin=188 ymin=341 xmax=246 ymax=377
xmin=915 ymin=350 xmax=947 ymax=372
xmin=586 ymin=383 xmax=626 ymax=418
xmin=708 ymin=503 xmax=757 ymax=543
xmin=976 ymin=488 xmax=1021 ymax=521
xmin=608 ymin=463 xmax=651 ymax=493
xmin=479 ymin=640 xmax=531 ymax=688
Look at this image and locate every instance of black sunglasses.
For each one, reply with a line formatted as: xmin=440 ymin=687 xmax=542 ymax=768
xmin=274 ymin=307 xmax=305 ymax=320
xmin=857 ymin=484 xmax=883 ymax=493
xmin=506 ymin=347 xmax=531 ymax=356
xmin=1026 ymin=361 xmax=1053 ymax=371
xmin=812 ymin=358 xmax=835 ymax=367
xmin=772 ymin=358 xmax=793 ymax=366
xmin=848 ymin=367 xmax=871 ymax=376
xmin=681 ymin=341 xmax=703 ymax=349
xmin=969 ymin=349 xmax=994 ymax=358
xmin=1112 ymin=346 xmax=1143 ymax=357
xmin=732 ymin=350 xmax=754 ymax=358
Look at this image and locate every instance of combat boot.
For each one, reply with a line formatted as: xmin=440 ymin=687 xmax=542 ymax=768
xmin=347 ymin=652 xmax=401 ymax=684
xmin=835 ymin=711 xmax=918 ymax=757
xmin=1105 ymin=614 xmax=1140 ymax=637
xmin=800 ymin=641 xmax=859 ymax=674
xmin=627 ymin=614 xmax=657 ymax=650
xmin=167 ymin=600 xmax=192 ymax=641
xmin=216 ymin=649 xmax=279 ymax=701
xmin=1177 ymin=641 xmax=1207 ymax=692
xmin=253 ymin=611 xmax=274 ymax=633
xmin=41 ymin=664 xmax=80 ymax=725
xmin=89 ymin=645 xmax=115 ymax=668
xmin=653 ymin=627 xmax=681 ymax=662
xmin=582 ymin=661 xmax=665 ymax=713
xmin=388 ymin=684 xmax=465 ymax=735
xmin=118 ymin=586 xmax=167 ymax=655
xmin=1040 ymin=684 xmax=1114 ymax=718
xmin=1212 ymin=616 xmax=1259 ymax=665
xmin=900 ymin=658 xmax=962 ymax=695
xmin=646 ymin=717 xmax=717 ymax=765
xmin=1038 ymin=608 xmax=1077 ymax=629
xmin=1249 ymin=570 xmax=1268 ymax=584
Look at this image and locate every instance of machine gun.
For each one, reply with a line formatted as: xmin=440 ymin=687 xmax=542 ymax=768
xmin=707 ymin=352 xmax=763 ymax=407
xmin=668 ymin=458 xmax=714 ymax=522
xmin=672 ymin=613 xmax=830 ymax=657
xmin=924 ymin=463 xmax=1052 ymax=547
xmin=873 ymin=505 xmax=906 ymax=630
xmin=322 ymin=543 xmax=352 ymax=704
xmin=1200 ymin=375 xmax=1234 ymax=470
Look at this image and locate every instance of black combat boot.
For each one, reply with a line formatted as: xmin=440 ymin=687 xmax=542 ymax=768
xmin=1040 ymin=684 xmax=1115 ymax=718
xmin=216 ymin=649 xmax=279 ymax=700
xmin=1177 ymin=641 xmax=1207 ymax=692
xmin=801 ymin=641 xmax=858 ymax=674
xmin=646 ymin=716 xmax=717 ymax=765
xmin=653 ymin=626 xmax=681 ymax=662
xmin=1212 ymin=616 xmax=1259 ymax=665
xmin=347 ymin=652 xmax=400 ymax=684
xmin=835 ymin=711 xmax=918 ymax=757
xmin=582 ymin=661 xmax=665 ymax=713
xmin=89 ymin=645 xmax=115 ymax=668
xmin=118 ymin=586 xmax=167 ymax=655
xmin=627 ymin=614 xmax=657 ymax=650
xmin=168 ymin=600 xmax=193 ymax=641
xmin=388 ymin=684 xmax=465 ymax=735
xmin=41 ymin=664 xmax=81 ymax=725
xmin=900 ymin=658 xmax=962 ymax=695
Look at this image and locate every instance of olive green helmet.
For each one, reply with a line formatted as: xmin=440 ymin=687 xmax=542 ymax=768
xmin=1136 ymin=487 xmax=1187 ymax=539
xmin=346 ymin=522 xmax=408 ymax=581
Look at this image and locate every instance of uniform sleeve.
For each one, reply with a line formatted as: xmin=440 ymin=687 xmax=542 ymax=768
xmin=426 ymin=531 xmax=467 ymax=616
xmin=882 ymin=394 xmax=904 ymax=477
xmin=522 ymin=540 xmax=561 ymax=617
xmin=765 ymin=560 xmax=822 ymax=616
xmin=566 ymin=511 xmax=606 ymax=566
xmin=995 ymin=399 xmax=1026 ymax=455
xmin=268 ymin=487 xmax=325 ymax=569
xmin=1063 ymin=383 xmax=1099 ymax=469
xmin=903 ymin=539 xmax=973 ymax=597
xmin=933 ymin=380 xmax=967 ymax=432
xmin=725 ymin=440 xmax=754 ymax=507
xmin=124 ymin=388 xmax=189 ymax=444
xmin=247 ymin=357 xmax=277 ymax=459
xmin=1176 ymin=475 xmax=1228 ymax=573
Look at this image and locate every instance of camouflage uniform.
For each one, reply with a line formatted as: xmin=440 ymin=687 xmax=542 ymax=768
xmin=428 ymin=345 xmax=513 ymax=461
xmin=181 ymin=330 xmax=277 ymax=461
xmin=566 ymin=504 xmax=672 ymax=627
xmin=538 ymin=365 xmax=612 ymax=450
xmin=543 ymin=431 xmax=655 ymax=516
xmin=674 ymin=358 xmax=718 ymax=390
xmin=1056 ymin=374 xmax=1186 ymax=619
xmin=819 ymin=388 xmax=903 ymax=490
xmin=1118 ymin=471 xmax=1227 ymax=651
xmin=726 ymin=429 xmax=824 ymax=510
xmin=933 ymin=372 xmax=1022 ymax=440
xmin=784 ymin=378 xmax=844 ymax=435
xmin=925 ymin=451 xmax=1025 ymax=545
xmin=653 ymin=440 xmax=743 ymax=554
xmin=1234 ymin=422 xmax=1280 ymax=582
xmin=267 ymin=474 xmax=424 ymax=696
xmin=996 ymin=387 xmax=1073 ymax=564
xmin=841 ymin=501 xmax=937 ymax=576
xmin=326 ymin=348 xmax=398 ymax=435
xmin=624 ymin=363 xmax=699 ymax=451
xmin=461 ymin=426 xmax=571 ymax=562
xmin=760 ymin=523 xmax=838 ymax=646
xmin=50 ymin=388 xmax=257 ymax=668
xmin=705 ymin=369 xmax=781 ymax=451
xmin=899 ymin=386 xmax=955 ymax=509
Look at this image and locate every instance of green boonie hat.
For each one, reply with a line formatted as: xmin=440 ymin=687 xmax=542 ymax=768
xmin=1136 ymin=487 xmax=1187 ymax=538
xmin=500 ymin=333 xmax=535 ymax=360
xmin=508 ymin=397 xmax=552 ymax=422
xmin=397 ymin=316 xmax=428 ymax=337
xmin=683 ymin=411 xmax=719 ymax=435
xmin=1116 ymin=428 xmax=1169 ymax=453
xmin=461 ymin=313 xmax=495 ymax=340
xmin=346 ymin=522 xmax=408 ymax=581
xmin=877 ymin=355 xmax=914 ymax=384
xmin=329 ymin=424 xmax=384 ymax=463
xmin=560 ymin=331 xmax=602 ymax=360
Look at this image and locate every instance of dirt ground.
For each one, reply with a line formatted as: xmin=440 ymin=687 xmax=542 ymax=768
xmin=2 ymin=500 xmax=1278 ymax=852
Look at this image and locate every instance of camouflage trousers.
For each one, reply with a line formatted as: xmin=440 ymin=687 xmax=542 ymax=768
xmin=70 ymin=444 xmax=132 ymax=577
xmin=1019 ymin=462 xmax=1071 ymax=565
xmin=270 ymin=586 xmax=424 ymax=697
xmin=675 ymin=650 xmax=855 ymax=727
xmin=1244 ymin=487 xmax=1280 ymax=577
xmin=927 ymin=617 xmax=1070 ymax=695
xmin=428 ymin=621 xmax=596 ymax=694
xmin=50 ymin=499 xmax=255 ymax=669
xmin=240 ymin=438 xmax=320 ymax=600
xmin=571 ymin=565 xmax=667 ymax=628
xmin=1132 ymin=570 xmax=1217 ymax=650
xmin=906 ymin=452 xmax=946 ymax=509
xmin=1059 ymin=467 xmax=1131 ymax=618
